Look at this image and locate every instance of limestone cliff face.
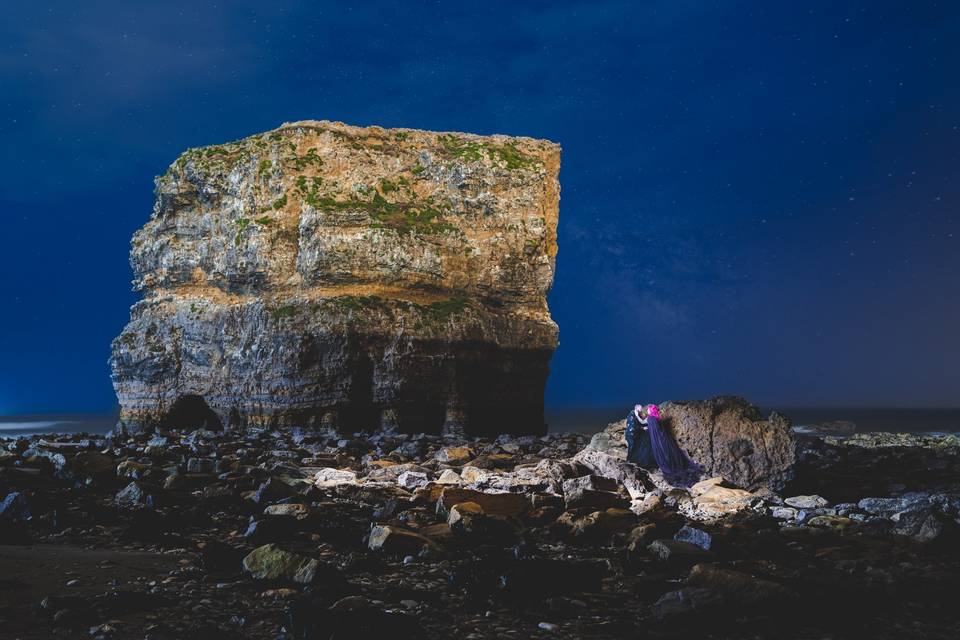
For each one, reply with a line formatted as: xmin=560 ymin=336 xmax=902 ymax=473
xmin=110 ymin=120 xmax=560 ymax=436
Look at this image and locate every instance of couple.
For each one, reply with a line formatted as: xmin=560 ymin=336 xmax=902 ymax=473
xmin=625 ymin=403 xmax=700 ymax=486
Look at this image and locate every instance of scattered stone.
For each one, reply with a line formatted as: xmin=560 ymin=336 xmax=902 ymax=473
xmin=250 ymin=477 xmax=296 ymax=504
xmin=436 ymin=446 xmax=474 ymax=465
xmin=562 ymin=475 xmax=619 ymax=494
xmin=115 ymin=481 xmax=149 ymax=507
xmin=448 ymin=501 xmax=516 ymax=538
xmin=770 ymin=506 xmax=798 ymax=520
xmin=242 ymin=544 xmax=323 ymax=584
xmin=396 ymin=470 xmax=430 ymax=490
xmin=368 ymin=525 xmax=434 ymax=554
xmin=0 ymin=492 xmax=31 ymax=521
xmin=116 ymin=460 xmax=148 ymax=479
xmin=437 ymin=488 xmax=529 ymax=518
xmin=314 ymin=468 xmax=358 ymax=488
xmin=647 ymin=539 xmax=712 ymax=563
xmin=435 ymin=469 xmax=462 ymax=485
xmin=564 ymin=485 xmax=629 ymax=511
xmin=630 ymin=493 xmax=662 ymax=516
xmin=674 ymin=525 xmax=712 ymax=550
xmin=262 ymin=503 xmax=311 ymax=519
xmin=806 ymin=515 xmax=856 ymax=531
xmin=784 ymin=495 xmax=829 ymax=509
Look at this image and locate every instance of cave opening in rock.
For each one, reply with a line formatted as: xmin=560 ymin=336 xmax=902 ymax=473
xmin=395 ymin=403 xmax=446 ymax=435
xmin=163 ymin=394 xmax=223 ymax=431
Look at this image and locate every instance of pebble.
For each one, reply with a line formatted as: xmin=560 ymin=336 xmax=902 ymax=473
xmin=538 ymin=622 xmax=559 ymax=631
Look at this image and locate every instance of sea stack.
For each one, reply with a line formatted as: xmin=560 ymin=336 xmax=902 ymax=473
xmin=110 ymin=121 xmax=561 ymax=436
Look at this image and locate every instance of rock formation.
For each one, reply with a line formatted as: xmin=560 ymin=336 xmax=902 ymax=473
xmin=110 ymin=120 xmax=560 ymax=436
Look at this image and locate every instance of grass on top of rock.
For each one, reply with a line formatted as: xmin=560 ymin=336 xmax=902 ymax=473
xmin=257 ymin=159 xmax=272 ymax=179
xmin=290 ymin=147 xmax=323 ymax=171
xmin=437 ymin=134 xmax=541 ymax=171
xmin=295 ymin=176 xmax=325 ymax=207
xmin=312 ymin=192 xmax=458 ymax=236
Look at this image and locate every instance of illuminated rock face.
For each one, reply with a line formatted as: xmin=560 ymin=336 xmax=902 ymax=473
xmin=110 ymin=120 xmax=560 ymax=437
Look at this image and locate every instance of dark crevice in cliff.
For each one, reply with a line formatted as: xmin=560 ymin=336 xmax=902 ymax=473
xmin=395 ymin=403 xmax=446 ymax=435
xmin=163 ymin=394 xmax=223 ymax=431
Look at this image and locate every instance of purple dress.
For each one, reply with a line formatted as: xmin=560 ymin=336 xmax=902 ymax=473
xmin=646 ymin=414 xmax=701 ymax=487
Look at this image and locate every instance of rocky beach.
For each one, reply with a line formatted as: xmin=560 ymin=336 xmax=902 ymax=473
xmin=3 ymin=122 xmax=956 ymax=639
xmin=2 ymin=396 xmax=960 ymax=639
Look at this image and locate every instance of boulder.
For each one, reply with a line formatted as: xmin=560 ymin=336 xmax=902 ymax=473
xmin=459 ymin=466 xmax=490 ymax=485
xmin=647 ymin=539 xmax=712 ymax=563
xmin=435 ymin=469 xmax=462 ymax=485
xmin=437 ymin=488 xmax=529 ymax=518
xmin=116 ymin=460 xmax=149 ymax=479
xmin=682 ymin=477 xmax=758 ymax=521
xmin=806 ymin=515 xmax=856 ymax=532
xmin=435 ymin=446 xmax=474 ymax=465
xmin=554 ymin=508 xmax=638 ymax=542
xmin=0 ymin=492 xmax=31 ymax=522
xmin=571 ymin=441 xmax=651 ymax=498
xmin=396 ymin=471 xmax=430 ymax=490
xmin=447 ymin=501 xmax=516 ymax=538
xmin=262 ymin=503 xmax=312 ymax=519
xmin=314 ymin=468 xmax=358 ymax=488
xmin=857 ymin=493 xmax=947 ymax=542
xmin=626 ymin=523 xmax=659 ymax=551
xmin=563 ymin=486 xmax=629 ymax=511
xmin=368 ymin=525 xmax=434 ymax=554
xmin=660 ymin=396 xmax=796 ymax=492
xmin=242 ymin=544 xmax=324 ymax=584
xmin=784 ymin=495 xmax=829 ymax=509
xmin=674 ymin=525 xmax=712 ymax=550
xmin=115 ymin=481 xmax=149 ymax=507
xmin=770 ymin=506 xmax=798 ymax=520
xmin=163 ymin=473 xmax=215 ymax=491
xmin=251 ymin=477 xmax=296 ymax=504
xmin=562 ymin=475 xmax=619 ymax=494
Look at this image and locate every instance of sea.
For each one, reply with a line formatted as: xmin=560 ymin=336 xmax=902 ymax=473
xmin=0 ymin=407 xmax=958 ymax=439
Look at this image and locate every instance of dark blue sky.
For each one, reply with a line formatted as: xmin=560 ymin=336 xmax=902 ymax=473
xmin=1 ymin=1 xmax=958 ymax=414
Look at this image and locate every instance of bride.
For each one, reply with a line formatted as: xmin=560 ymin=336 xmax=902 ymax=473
xmin=626 ymin=403 xmax=700 ymax=486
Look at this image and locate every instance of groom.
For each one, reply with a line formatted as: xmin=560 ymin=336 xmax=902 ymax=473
xmin=625 ymin=403 xmax=657 ymax=469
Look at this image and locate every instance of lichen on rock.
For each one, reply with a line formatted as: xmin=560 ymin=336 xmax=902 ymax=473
xmin=110 ymin=120 xmax=561 ymax=436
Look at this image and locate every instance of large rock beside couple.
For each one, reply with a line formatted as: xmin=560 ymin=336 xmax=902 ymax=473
xmin=575 ymin=396 xmax=796 ymax=493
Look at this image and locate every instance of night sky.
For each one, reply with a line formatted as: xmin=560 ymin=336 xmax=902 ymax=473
xmin=2 ymin=2 xmax=958 ymax=415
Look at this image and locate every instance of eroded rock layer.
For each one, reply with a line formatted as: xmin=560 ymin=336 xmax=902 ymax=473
xmin=111 ymin=120 xmax=561 ymax=436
